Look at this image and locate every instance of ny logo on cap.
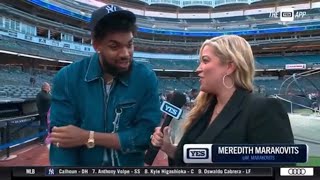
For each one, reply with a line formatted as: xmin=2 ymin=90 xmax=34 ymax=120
xmin=105 ymin=5 xmax=117 ymax=13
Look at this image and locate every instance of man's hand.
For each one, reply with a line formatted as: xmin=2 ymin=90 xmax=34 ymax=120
xmin=50 ymin=125 xmax=89 ymax=148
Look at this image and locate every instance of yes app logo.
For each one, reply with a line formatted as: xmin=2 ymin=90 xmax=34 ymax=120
xmin=280 ymin=8 xmax=294 ymax=21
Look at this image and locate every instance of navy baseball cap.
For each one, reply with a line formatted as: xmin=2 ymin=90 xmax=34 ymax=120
xmin=89 ymin=4 xmax=136 ymax=31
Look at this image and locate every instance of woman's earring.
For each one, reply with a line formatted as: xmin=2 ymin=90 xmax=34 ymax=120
xmin=222 ymin=74 xmax=234 ymax=89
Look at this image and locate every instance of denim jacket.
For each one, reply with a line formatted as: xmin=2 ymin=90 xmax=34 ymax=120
xmin=49 ymin=53 xmax=161 ymax=166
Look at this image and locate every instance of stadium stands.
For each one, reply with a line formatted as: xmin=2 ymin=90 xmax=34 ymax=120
xmin=290 ymin=55 xmax=320 ymax=63
xmin=158 ymin=77 xmax=199 ymax=92
xmin=0 ymin=85 xmax=39 ymax=99
xmin=290 ymin=21 xmax=320 ymax=26
xmin=0 ymin=63 xmax=293 ymax=98
xmin=148 ymin=59 xmax=198 ymax=70
xmin=256 ymin=56 xmax=301 ymax=67
xmin=255 ymin=23 xmax=286 ymax=29
xmin=216 ymin=16 xmax=248 ymax=23
xmin=0 ymin=36 xmax=88 ymax=61
xmin=0 ymin=66 xmax=53 ymax=99
xmin=0 ymin=64 xmax=308 ymax=99
xmin=248 ymin=14 xmax=270 ymax=20
xmin=0 ymin=0 xmax=320 ymax=98
xmin=1 ymin=33 xmax=320 ymax=71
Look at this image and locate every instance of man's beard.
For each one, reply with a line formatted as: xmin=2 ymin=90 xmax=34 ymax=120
xmin=100 ymin=56 xmax=132 ymax=77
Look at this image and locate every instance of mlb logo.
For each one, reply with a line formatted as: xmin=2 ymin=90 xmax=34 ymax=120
xmin=280 ymin=8 xmax=294 ymax=21
xmin=160 ymin=101 xmax=183 ymax=119
xmin=183 ymin=144 xmax=212 ymax=163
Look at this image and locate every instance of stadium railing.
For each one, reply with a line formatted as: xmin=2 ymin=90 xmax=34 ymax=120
xmin=0 ymin=114 xmax=45 ymax=161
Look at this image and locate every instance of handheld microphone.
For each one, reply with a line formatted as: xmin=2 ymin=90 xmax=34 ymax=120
xmin=144 ymin=91 xmax=187 ymax=165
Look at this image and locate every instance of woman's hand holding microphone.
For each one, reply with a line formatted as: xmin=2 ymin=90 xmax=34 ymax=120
xmin=151 ymin=126 xmax=177 ymax=158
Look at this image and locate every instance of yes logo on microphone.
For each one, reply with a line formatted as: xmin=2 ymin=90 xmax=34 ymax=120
xmin=160 ymin=101 xmax=183 ymax=119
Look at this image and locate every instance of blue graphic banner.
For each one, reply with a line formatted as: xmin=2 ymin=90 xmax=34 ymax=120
xmin=212 ymin=144 xmax=308 ymax=164
xmin=183 ymin=144 xmax=308 ymax=164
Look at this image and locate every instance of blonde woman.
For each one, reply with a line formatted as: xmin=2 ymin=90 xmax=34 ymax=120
xmin=151 ymin=35 xmax=294 ymax=166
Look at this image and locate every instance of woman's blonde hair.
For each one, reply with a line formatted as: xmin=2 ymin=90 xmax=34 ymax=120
xmin=183 ymin=35 xmax=255 ymax=131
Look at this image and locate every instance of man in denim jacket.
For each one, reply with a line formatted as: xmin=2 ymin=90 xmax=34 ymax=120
xmin=49 ymin=4 xmax=161 ymax=166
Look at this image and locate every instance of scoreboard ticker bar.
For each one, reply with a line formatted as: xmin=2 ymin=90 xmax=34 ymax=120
xmin=6 ymin=167 xmax=320 ymax=178
xmin=12 ymin=167 xmax=272 ymax=177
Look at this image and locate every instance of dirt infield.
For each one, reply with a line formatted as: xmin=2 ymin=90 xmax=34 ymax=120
xmin=0 ymin=143 xmax=168 ymax=166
